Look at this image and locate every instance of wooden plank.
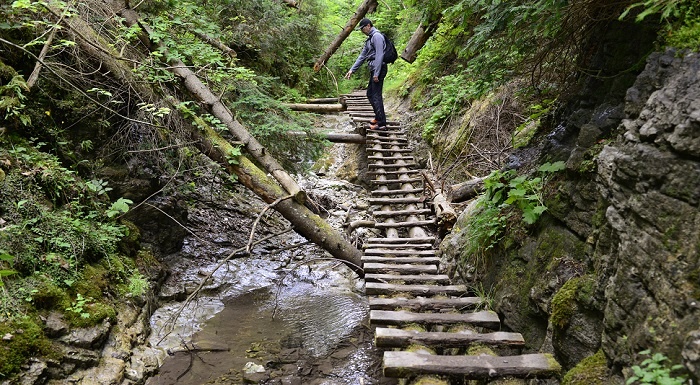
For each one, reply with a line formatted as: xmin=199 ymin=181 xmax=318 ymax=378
xmin=364 ymin=249 xmax=436 ymax=256
xmin=375 ymin=220 xmax=435 ymax=228
xmin=367 ymin=148 xmax=412 ymax=153
xmin=368 ymin=170 xmax=418 ymax=176
xmin=368 ymin=155 xmax=414 ymax=161
xmin=365 ymin=283 xmax=468 ymax=296
xmin=363 ymin=242 xmax=433 ymax=249
xmin=369 ymin=197 xmax=424 ymax=204
xmin=371 ymin=178 xmax=423 ymax=185
xmin=369 ymin=297 xmax=483 ymax=311
xmin=365 ymin=273 xmax=451 ymax=284
xmin=370 ymin=310 xmax=500 ymax=329
xmin=375 ymin=328 xmax=525 ymax=348
xmin=371 ymin=188 xmax=424 ymax=196
xmin=368 ymin=163 xmax=417 ymax=169
xmin=366 ymin=237 xmax=434 ymax=243
xmin=361 ymin=256 xmax=440 ymax=264
xmin=383 ymin=352 xmax=561 ymax=379
xmin=371 ymin=209 xmax=432 ymax=217
xmin=363 ymin=263 xmax=437 ymax=274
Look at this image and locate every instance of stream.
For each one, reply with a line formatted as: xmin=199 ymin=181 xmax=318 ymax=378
xmin=137 ymin=115 xmax=389 ymax=385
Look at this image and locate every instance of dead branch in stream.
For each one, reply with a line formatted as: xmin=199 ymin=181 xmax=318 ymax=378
xmin=156 ymin=226 xmax=295 ymax=344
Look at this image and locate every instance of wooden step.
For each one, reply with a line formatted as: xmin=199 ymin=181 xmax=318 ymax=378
xmin=370 ymin=310 xmax=501 ymax=329
xmin=369 ymin=197 xmax=424 ymax=205
xmin=374 ymin=219 xmax=436 ymax=229
xmin=361 ymin=256 xmax=440 ymax=264
xmin=371 ymin=188 xmax=424 ymax=196
xmin=371 ymin=209 xmax=432 ymax=217
xmin=364 ymin=249 xmax=437 ymax=256
xmin=371 ymin=178 xmax=423 ymax=185
xmin=365 ymin=283 xmax=468 ymax=296
xmin=367 ymin=169 xmax=416 ymax=176
xmin=369 ymin=297 xmax=483 ymax=311
xmin=366 ymin=140 xmax=409 ymax=146
xmin=365 ymin=273 xmax=450 ymax=284
xmin=368 ymin=163 xmax=417 ymax=169
xmin=383 ymin=352 xmax=561 ymax=379
xmin=367 ymin=148 xmax=412 ymax=153
xmin=363 ymin=263 xmax=438 ymax=274
xmin=368 ymin=155 xmax=414 ymax=161
xmin=363 ymin=242 xmax=433 ymax=249
xmin=375 ymin=328 xmax=525 ymax=349
xmin=367 ymin=237 xmax=434 ymax=244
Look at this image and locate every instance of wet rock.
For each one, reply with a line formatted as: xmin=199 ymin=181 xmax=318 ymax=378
xmin=58 ymin=319 xmax=111 ymax=349
xmin=683 ymin=330 xmax=700 ymax=380
xmin=43 ymin=312 xmax=68 ymax=338
xmin=17 ymin=359 xmax=47 ymax=385
xmin=242 ymin=371 xmax=269 ymax=383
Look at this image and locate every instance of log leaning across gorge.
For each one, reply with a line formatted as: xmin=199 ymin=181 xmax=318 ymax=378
xmin=59 ymin=1 xmax=364 ymax=275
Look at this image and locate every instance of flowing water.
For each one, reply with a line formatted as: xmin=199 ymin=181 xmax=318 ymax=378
xmin=140 ymin=115 xmax=386 ymax=384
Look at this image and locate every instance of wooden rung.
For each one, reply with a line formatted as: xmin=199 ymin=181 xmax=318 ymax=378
xmin=375 ymin=220 xmax=435 ymax=228
xmin=371 ymin=188 xmax=424 ymax=196
xmin=363 ymin=242 xmax=433 ymax=249
xmin=365 ymin=283 xmax=468 ymax=297
xmin=366 ymin=237 xmax=434 ymax=243
xmin=369 ymin=297 xmax=483 ymax=311
xmin=375 ymin=328 xmax=525 ymax=349
xmin=383 ymin=352 xmax=561 ymax=379
xmin=368 ymin=163 xmax=417 ymax=169
xmin=368 ymin=169 xmax=418 ymax=174
xmin=365 ymin=274 xmax=451 ymax=284
xmin=367 ymin=148 xmax=412 ymax=153
xmin=367 ymin=129 xmax=406 ymax=135
xmin=369 ymin=197 xmax=424 ymax=204
xmin=364 ymin=249 xmax=436 ymax=256
xmin=366 ymin=140 xmax=409 ymax=146
xmin=372 ymin=209 xmax=432 ymax=217
xmin=363 ymin=263 xmax=437 ymax=274
xmin=361 ymin=256 xmax=440 ymax=264
xmin=371 ymin=178 xmax=423 ymax=185
xmin=370 ymin=310 xmax=500 ymax=329
xmin=368 ymin=155 xmax=414 ymax=161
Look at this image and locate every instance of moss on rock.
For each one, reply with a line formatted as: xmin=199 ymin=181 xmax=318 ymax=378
xmin=561 ymin=350 xmax=608 ymax=385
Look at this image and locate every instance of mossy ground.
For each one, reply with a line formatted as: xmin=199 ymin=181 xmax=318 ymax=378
xmin=561 ymin=350 xmax=608 ymax=385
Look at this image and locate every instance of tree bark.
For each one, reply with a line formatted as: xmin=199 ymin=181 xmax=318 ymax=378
xmin=313 ymin=0 xmax=378 ymax=72
xmin=191 ymin=29 xmax=237 ymax=59
xmin=400 ymin=15 xmax=442 ymax=64
xmin=450 ymin=177 xmax=484 ymax=203
xmin=282 ymin=103 xmax=345 ymax=113
xmin=281 ymin=0 xmax=298 ymax=8
xmin=59 ymin=1 xmax=364 ymax=276
xmin=289 ymin=131 xmax=366 ymax=144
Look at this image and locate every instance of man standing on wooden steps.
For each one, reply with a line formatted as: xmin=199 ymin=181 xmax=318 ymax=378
xmin=345 ymin=18 xmax=387 ymax=130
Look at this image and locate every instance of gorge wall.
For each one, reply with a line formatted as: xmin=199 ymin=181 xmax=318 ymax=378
xmin=441 ymin=49 xmax=700 ymax=382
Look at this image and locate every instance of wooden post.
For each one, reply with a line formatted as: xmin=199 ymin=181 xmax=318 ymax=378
xmin=282 ymin=103 xmax=345 ymax=113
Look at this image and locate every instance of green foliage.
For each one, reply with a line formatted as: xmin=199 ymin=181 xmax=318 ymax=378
xmin=665 ymin=14 xmax=700 ymax=51
xmin=0 ymin=74 xmax=31 ymax=126
xmin=626 ymin=350 xmax=687 ymax=385
xmin=65 ymin=293 xmax=92 ymax=319
xmin=484 ymin=161 xmax=566 ymax=225
xmin=0 ymin=252 xmax=17 ymax=287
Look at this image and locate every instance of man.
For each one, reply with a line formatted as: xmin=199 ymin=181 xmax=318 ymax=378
xmin=344 ymin=18 xmax=387 ymax=130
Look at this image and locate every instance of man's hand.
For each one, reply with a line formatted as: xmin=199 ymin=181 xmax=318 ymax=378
xmin=373 ymin=76 xmax=379 ymax=83
xmin=344 ymin=70 xmax=353 ymax=80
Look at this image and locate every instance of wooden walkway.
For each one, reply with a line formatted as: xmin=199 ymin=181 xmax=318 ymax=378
xmin=343 ymin=91 xmax=561 ymax=384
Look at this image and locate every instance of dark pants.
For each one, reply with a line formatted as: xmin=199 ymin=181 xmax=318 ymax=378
xmin=366 ymin=63 xmax=387 ymax=126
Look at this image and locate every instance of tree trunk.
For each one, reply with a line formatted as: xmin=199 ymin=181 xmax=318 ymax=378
xmin=400 ymin=16 xmax=442 ymax=64
xmin=118 ymin=8 xmax=306 ymax=203
xmin=60 ymin=1 xmax=364 ymax=276
xmin=289 ymin=131 xmax=366 ymax=144
xmin=450 ymin=177 xmax=484 ymax=203
xmin=313 ymin=0 xmax=378 ymax=72
xmin=282 ymin=103 xmax=345 ymax=113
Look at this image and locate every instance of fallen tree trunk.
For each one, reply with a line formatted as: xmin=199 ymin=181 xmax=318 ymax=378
xmin=450 ymin=177 xmax=485 ymax=203
xmin=118 ymin=8 xmax=306 ymax=203
xmin=58 ymin=1 xmax=364 ymax=275
xmin=401 ymin=16 xmax=442 ymax=63
xmin=305 ymin=97 xmax=339 ymax=104
xmin=289 ymin=131 xmax=366 ymax=144
xmin=313 ymin=0 xmax=378 ymax=72
xmin=282 ymin=103 xmax=344 ymax=113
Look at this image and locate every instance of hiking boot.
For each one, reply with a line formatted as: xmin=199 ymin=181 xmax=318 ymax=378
xmin=369 ymin=123 xmax=387 ymax=130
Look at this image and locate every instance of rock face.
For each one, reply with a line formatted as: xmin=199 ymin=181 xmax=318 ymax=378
xmin=442 ymin=49 xmax=700 ymax=382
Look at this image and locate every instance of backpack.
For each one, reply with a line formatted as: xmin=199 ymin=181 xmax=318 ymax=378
xmin=369 ymin=32 xmax=398 ymax=64
xmin=381 ymin=33 xmax=398 ymax=64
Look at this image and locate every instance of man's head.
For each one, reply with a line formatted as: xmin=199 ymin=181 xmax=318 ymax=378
xmin=358 ymin=18 xmax=372 ymax=35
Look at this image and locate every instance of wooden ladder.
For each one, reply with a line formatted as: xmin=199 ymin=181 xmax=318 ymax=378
xmin=342 ymin=91 xmax=561 ymax=384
